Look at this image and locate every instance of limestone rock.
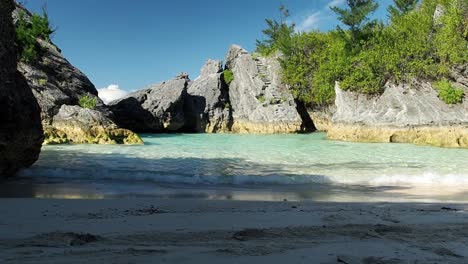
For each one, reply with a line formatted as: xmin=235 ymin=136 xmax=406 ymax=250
xmin=333 ymin=81 xmax=468 ymax=126
xmin=328 ymin=81 xmax=468 ymax=148
xmin=0 ymin=0 xmax=43 ymax=177
xmin=225 ymin=45 xmax=311 ymax=133
xmin=14 ymin=4 xmax=141 ymax=145
xmin=109 ymin=76 xmax=189 ymax=132
xmin=186 ymin=60 xmax=231 ymax=133
xmin=45 ymin=105 xmax=143 ymax=145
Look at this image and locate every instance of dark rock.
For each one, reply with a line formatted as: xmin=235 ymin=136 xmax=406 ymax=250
xmin=110 ymin=77 xmax=189 ymax=132
xmin=185 ymin=59 xmax=232 ymax=132
xmin=0 ymin=0 xmax=43 ymax=177
xmin=13 ymin=4 xmax=141 ymax=145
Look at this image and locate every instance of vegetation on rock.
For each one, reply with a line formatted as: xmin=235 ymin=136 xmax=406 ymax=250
xmin=256 ymin=0 xmax=468 ymax=106
xmin=78 ymin=94 xmax=97 ymax=109
xmin=15 ymin=9 xmax=54 ymax=62
xmin=434 ymin=80 xmax=465 ymax=104
xmin=223 ymin=69 xmax=234 ymax=85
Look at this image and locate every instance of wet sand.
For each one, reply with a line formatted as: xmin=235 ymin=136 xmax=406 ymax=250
xmin=1 ymin=198 xmax=468 ymax=263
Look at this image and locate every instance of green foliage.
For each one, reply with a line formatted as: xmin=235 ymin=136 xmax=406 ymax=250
xmin=434 ymin=80 xmax=465 ymax=104
xmin=15 ymin=9 xmax=55 ymax=62
xmin=433 ymin=0 xmax=468 ymax=66
xmin=224 ymin=102 xmax=231 ymax=110
xmin=223 ymin=69 xmax=234 ymax=85
xmin=79 ymin=95 xmax=97 ymax=109
xmin=330 ymin=0 xmax=379 ymax=44
xmin=38 ymin=78 xmax=47 ymax=86
xmin=260 ymin=0 xmax=468 ymax=106
xmin=388 ymin=0 xmax=419 ymax=18
xmin=256 ymin=5 xmax=295 ymax=56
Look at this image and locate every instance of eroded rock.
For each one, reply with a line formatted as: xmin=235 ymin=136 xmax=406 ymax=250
xmin=0 ymin=0 xmax=43 ymax=177
xmin=109 ymin=76 xmax=189 ymax=132
xmin=225 ymin=45 xmax=311 ymax=133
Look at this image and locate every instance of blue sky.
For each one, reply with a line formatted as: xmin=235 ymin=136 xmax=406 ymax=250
xmin=23 ymin=0 xmax=393 ymax=95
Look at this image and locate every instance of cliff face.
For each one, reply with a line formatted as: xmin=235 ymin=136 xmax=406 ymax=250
xmin=14 ymin=5 xmax=142 ymax=145
xmin=0 ymin=0 xmax=43 ymax=177
xmin=225 ymin=45 xmax=312 ymax=133
xmin=326 ymin=80 xmax=468 ymax=148
xmin=110 ymin=46 xmax=313 ymax=134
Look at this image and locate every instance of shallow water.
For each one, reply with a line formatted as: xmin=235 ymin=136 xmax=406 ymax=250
xmin=8 ymin=133 xmax=468 ymax=202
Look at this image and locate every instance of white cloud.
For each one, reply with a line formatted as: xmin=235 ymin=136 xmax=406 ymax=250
xmin=97 ymin=84 xmax=128 ymax=104
xmin=295 ymin=0 xmax=346 ymax=32
xmin=297 ymin=11 xmax=322 ymax=32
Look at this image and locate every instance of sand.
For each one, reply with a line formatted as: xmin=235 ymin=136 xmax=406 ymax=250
xmin=1 ymin=198 xmax=468 ymax=263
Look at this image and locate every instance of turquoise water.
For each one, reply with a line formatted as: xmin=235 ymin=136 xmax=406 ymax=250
xmin=19 ymin=133 xmax=468 ymax=187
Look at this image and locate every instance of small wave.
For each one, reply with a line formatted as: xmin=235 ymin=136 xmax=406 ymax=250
xmin=18 ymin=167 xmax=468 ymax=187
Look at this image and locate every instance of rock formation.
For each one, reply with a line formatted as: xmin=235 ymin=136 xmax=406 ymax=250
xmin=0 ymin=0 xmax=43 ymax=177
xmin=225 ymin=45 xmax=312 ymax=133
xmin=14 ymin=4 xmax=142 ymax=145
xmin=185 ymin=60 xmax=231 ymax=133
xmin=110 ymin=46 xmax=313 ymax=134
xmin=325 ymin=80 xmax=468 ymax=148
xmin=110 ymin=75 xmax=190 ymax=132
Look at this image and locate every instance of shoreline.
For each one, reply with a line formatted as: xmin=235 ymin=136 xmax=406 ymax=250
xmin=1 ymin=198 xmax=468 ymax=263
xmin=3 ymin=176 xmax=468 ymax=204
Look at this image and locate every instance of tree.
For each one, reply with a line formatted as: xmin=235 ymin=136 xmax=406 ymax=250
xmin=388 ymin=0 xmax=419 ymax=19
xmin=256 ymin=5 xmax=295 ymax=56
xmin=330 ymin=0 xmax=379 ymax=43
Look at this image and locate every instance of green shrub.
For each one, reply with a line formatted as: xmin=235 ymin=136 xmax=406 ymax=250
xmin=223 ymin=69 xmax=234 ymax=85
xmin=258 ymin=0 xmax=468 ymax=107
xmin=79 ymin=95 xmax=97 ymax=109
xmin=434 ymin=80 xmax=465 ymax=104
xmin=257 ymin=95 xmax=266 ymax=103
xmin=38 ymin=78 xmax=47 ymax=86
xmin=15 ymin=9 xmax=55 ymax=62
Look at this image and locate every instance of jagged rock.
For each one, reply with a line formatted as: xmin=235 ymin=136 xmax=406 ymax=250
xmin=327 ymin=81 xmax=468 ymax=148
xmin=185 ymin=60 xmax=231 ymax=132
xmin=332 ymin=81 xmax=467 ymax=126
xmin=109 ymin=76 xmax=189 ymax=132
xmin=0 ymin=0 xmax=43 ymax=177
xmin=14 ymin=4 xmax=141 ymax=145
xmin=224 ymin=45 xmax=311 ymax=133
xmin=45 ymin=105 xmax=143 ymax=145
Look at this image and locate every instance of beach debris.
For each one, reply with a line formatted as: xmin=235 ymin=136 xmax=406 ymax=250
xmin=441 ymin=207 xmax=459 ymax=212
xmin=232 ymin=229 xmax=268 ymax=241
xmin=25 ymin=232 xmax=100 ymax=247
xmin=124 ymin=205 xmax=167 ymax=216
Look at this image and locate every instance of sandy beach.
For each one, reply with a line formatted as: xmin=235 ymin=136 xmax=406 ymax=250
xmin=1 ymin=198 xmax=468 ymax=263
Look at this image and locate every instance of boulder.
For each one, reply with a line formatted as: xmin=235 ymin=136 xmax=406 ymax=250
xmin=109 ymin=75 xmax=189 ymax=132
xmin=14 ymin=4 xmax=141 ymax=145
xmin=224 ymin=45 xmax=311 ymax=133
xmin=45 ymin=105 xmax=143 ymax=145
xmin=185 ymin=60 xmax=232 ymax=133
xmin=0 ymin=0 xmax=43 ymax=177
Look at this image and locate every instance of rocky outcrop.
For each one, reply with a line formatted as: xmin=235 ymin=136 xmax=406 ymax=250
xmin=225 ymin=45 xmax=312 ymax=133
xmin=0 ymin=0 xmax=43 ymax=177
xmin=14 ymin=4 xmax=141 ymax=145
xmin=326 ymin=80 xmax=468 ymax=148
xmin=109 ymin=75 xmax=189 ymax=132
xmin=45 ymin=105 xmax=143 ymax=145
xmin=185 ymin=60 xmax=231 ymax=133
xmin=110 ymin=46 xmax=312 ymax=134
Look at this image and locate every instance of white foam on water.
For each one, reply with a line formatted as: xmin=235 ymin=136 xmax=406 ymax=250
xmin=18 ymin=166 xmax=468 ymax=187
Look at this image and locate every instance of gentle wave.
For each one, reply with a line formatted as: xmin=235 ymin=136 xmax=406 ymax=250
xmin=18 ymin=167 xmax=468 ymax=187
